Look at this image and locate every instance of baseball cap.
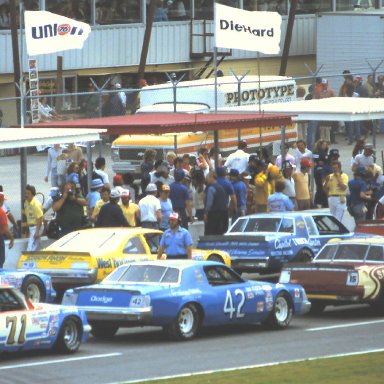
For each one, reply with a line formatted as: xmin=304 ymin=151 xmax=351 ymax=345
xmin=229 ymin=169 xmax=239 ymax=177
xmin=169 ymin=212 xmax=179 ymax=221
xmin=242 ymin=174 xmax=252 ymax=180
xmin=113 ymin=174 xmax=123 ymax=185
xmin=321 ymin=78 xmax=328 ymax=84
xmin=161 ymin=184 xmax=171 ymax=192
xmin=248 ymin=155 xmax=258 ymax=163
xmin=145 ymin=183 xmax=158 ymax=193
xmin=114 ymin=83 xmax=122 ymax=88
xmin=329 ymin=149 xmax=340 ymax=157
xmin=175 ymin=169 xmax=185 ymax=180
xmin=120 ymin=189 xmax=130 ymax=198
xmin=300 ymin=158 xmax=313 ymax=168
xmin=364 ymin=143 xmax=375 ymax=151
xmin=354 ymin=75 xmax=363 ymax=82
xmin=109 ymin=189 xmax=121 ymax=199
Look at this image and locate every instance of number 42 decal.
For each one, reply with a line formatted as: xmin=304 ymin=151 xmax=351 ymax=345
xmin=224 ymin=289 xmax=246 ymax=319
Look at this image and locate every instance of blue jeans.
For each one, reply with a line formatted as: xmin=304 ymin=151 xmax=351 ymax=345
xmin=306 ymin=121 xmax=318 ymax=150
xmin=345 ymin=121 xmax=360 ymax=144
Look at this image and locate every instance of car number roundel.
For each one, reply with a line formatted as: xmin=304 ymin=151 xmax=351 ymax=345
xmin=224 ymin=289 xmax=246 ymax=319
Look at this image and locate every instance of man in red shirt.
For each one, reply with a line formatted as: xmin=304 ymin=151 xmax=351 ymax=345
xmin=0 ymin=192 xmax=14 ymax=268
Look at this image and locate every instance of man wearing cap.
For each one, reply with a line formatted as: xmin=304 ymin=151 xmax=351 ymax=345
xmin=96 ymin=189 xmax=129 ymax=228
xmin=24 ymin=184 xmax=44 ymax=251
xmin=281 ymin=160 xmax=296 ymax=205
xmin=348 ymin=167 xmax=372 ymax=224
xmin=170 ymin=170 xmax=193 ymax=229
xmin=0 ymin=192 xmax=14 ymax=268
xmin=352 ymin=144 xmax=375 ymax=172
xmin=86 ymin=178 xmax=104 ymax=220
xmin=119 ymin=189 xmax=139 ymax=227
xmin=138 ymin=183 xmax=162 ymax=229
xmin=157 ymin=212 xmax=193 ymax=260
xmin=204 ymin=171 xmax=228 ymax=235
xmin=158 ymin=184 xmax=173 ymax=231
xmin=224 ymin=140 xmax=250 ymax=174
xmin=323 ymin=161 xmax=349 ymax=221
xmin=293 ymin=158 xmax=313 ymax=210
xmin=267 ymin=180 xmax=295 ymax=212
xmin=229 ymin=169 xmax=246 ymax=220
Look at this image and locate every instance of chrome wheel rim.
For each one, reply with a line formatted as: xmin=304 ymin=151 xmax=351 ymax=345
xmin=275 ymin=296 xmax=289 ymax=322
xmin=178 ymin=307 xmax=194 ymax=335
xmin=26 ymin=283 xmax=41 ymax=303
xmin=63 ymin=321 xmax=79 ymax=349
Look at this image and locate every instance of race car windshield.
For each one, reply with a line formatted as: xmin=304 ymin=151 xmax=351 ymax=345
xmin=230 ymin=218 xmax=294 ymax=234
xmin=105 ymin=265 xmax=180 ymax=284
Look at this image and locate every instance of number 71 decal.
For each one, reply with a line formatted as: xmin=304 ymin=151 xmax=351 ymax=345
xmin=224 ymin=289 xmax=246 ymax=319
xmin=6 ymin=315 xmax=27 ymax=345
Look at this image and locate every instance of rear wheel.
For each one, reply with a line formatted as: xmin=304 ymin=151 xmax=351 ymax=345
xmin=91 ymin=323 xmax=119 ymax=339
xmin=164 ymin=303 xmax=200 ymax=341
xmin=264 ymin=292 xmax=293 ymax=329
xmin=208 ymin=254 xmax=224 ymax=263
xmin=21 ymin=276 xmax=46 ymax=303
xmin=55 ymin=317 xmax=82 ymax=353
xmin=294 ymin=249 xmax=313 ymax=263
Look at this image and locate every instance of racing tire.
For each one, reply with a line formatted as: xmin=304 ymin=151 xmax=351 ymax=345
xmin=55 ymin=317 xmax=82 ymax=354
xmin=264 ymin=292 xmax=293 ymax=330
xmin=293 ymin=249 xmax=313 ymax=263
xmin=164 ymin=303 xmax=201 ymax=341
xmin=309 ymin=302 xmax=326 ymax=315
xmin=21 ymin=276 xmax=46 ymax=303
xmin=208 ymin=254 xmax=224 ymax=264
xmin=91 ymin=323 xmax=119 ymax=339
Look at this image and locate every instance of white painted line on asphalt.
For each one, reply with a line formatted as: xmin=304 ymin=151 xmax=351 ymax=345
xmin=0 ymin=352 xmax=122 ymax=371
xmin=113 ymin=348 xmax=384 ymax=384
xmin=306 ymin=319 xmax=384 ymax=331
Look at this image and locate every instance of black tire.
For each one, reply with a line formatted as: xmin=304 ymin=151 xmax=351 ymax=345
xmin=91 ymin=323 xmax=119 ymax=339
xmin=264 ymin=292 xmax=293 ymax=329
xmin=21 ymin=276 xmax=46 ymax=303
xmin=54 ymin=317 xmax=82 ymax=354
xmin=164 ymin=303 xmax=201 ymax=341
xmin=309 ymin=302 xmax=326 ymax=315
xmin=208 ymin=254 xmax=224 ymax=263
xmin=294 ymin=248 xmax=313 ymax=263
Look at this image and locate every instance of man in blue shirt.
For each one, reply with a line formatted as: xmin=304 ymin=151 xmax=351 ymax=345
xmin=229 ymin=168 xmax=246 ymax=221
xmin=170 ymin=170 xmax=192 ymax=229
xmin=348 ymin=167 xmax=371 ymax=224
xmin=157 ymin=212 xmax=193 ymax=260
xmin=267 ymin=180 xmax=295 ymax=212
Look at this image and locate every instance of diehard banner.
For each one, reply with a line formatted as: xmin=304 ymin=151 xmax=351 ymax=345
xmin=25 ymin=11 xmax=91 ymax=56
xmin=214 ymin=3 xmax=282 ymax=54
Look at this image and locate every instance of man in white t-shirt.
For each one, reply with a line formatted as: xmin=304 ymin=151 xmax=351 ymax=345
xmin=224 ymin=140 xmax=250 ymax=174
xmin=294 ymin=140 xmax=313 ymax=173
xmin=138 ymin=183 xmax=162 ymax=229
xmin=352 ymin=144 xmax=375 ymax=172
xmin=94 ymin=157 xmax=110 ymax=189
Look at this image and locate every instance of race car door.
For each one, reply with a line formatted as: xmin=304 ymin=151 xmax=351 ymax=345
xmin=203 ymin=265 xmax=263 ymax=325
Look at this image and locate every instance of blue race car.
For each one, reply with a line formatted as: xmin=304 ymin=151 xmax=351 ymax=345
xmin=62 ymin=260 xmax=311 ymax=340
xmin=197 ymin=212 xmax=367 ymax=274
xmin=0 ymin=269 xmax=56 ymax=303
xmin=0 ymin=286 xmax=90 ymax=354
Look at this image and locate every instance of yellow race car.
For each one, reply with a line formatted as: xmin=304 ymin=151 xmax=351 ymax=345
xmin=18 ymin=228 xmax=230 ymax=292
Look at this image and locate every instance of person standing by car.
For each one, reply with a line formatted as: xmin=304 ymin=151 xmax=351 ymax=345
xmin=224 ymin=140 xmax=250 ymax=174
xmin=24 ymin=184 xmax=44 ymax=251
xmin=293 ymin=158 xmax=313 ymax=211
xmin=158 ymin=184 xmax=173 ymax=231
xmin=138 ymin=183 xmax=162 ymax=229
xmin=170 ymin=170 xmax=193 ymax=229
xmin=53 ymin=181 xmax=87 ymax=237
xmin=267 ymin=180 xmax=295 ymax=212
xmin=96 ymin=190 xmax=129 ymax=228
xmin=0 ymin=192 xmax=14 ymax=268
xmin=157 ymin=212 xmax=192 ymax=260
xmin=323 ymin=161 xmax=349 ymax=222
xmin=229 ymin=169 xmax=246 ymax=221
xmin=119 ymin=189 xmax=139 ymax=227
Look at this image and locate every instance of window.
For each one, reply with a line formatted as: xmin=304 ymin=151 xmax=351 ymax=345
xmin=96 ymin=0 xmax=141 ymax=25
xmin=366 ymin=246 xmax=384 ymax=261
xmin=315 ymin=244 xmax=338 ymax=261
xmin=334 ymin=244 xmax=368 ymax=261
xmin=204 ymin=265 xmax=244 ymax=286
xmin=167 ymin=0 xmax=191 ymax=21
xmin=296 ymin=0 xmax=332 ymax=14
xmin=46 ymin=0 xmax=92 ymax=23
xmin=144 ymin=233 xmax=161 ymax=254
xmin=0 ymin=289 xmax=25 ymax=312
xmin=313 ymin=215 xmax=349 ymax=236
xmin=123 ymin=236 xmax=146 ymax=254
xmin=303 ymin=217 xmax=318 ymax=236
xmin=229 ymin=217 xmax=294 ymax=234
xmin=0 ymin=0 xmax=39 ymax=30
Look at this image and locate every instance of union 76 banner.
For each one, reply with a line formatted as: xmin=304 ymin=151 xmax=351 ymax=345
xmin=215 ymin=3 xmax=282 ymax=54
xmin=25 ymin=11 xmax=91 ymax=56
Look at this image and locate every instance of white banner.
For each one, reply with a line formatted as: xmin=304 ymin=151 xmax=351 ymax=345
xmin=215 ymin=3 xmax=282 ymax=54
xmin=25 ymin=11 xmax=91 ymax=56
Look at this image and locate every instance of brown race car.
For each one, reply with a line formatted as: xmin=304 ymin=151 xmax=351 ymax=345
xmin=279 ymin=237 xmax=384 ymax=314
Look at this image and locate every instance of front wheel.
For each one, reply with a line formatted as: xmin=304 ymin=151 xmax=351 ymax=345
xmin=54 ymin=317 xmax=82 ymax=354
xmin=21 ymin=276 xmax=46 ymax=303
xmin=91 ymin=324 xmax=119 ymax=339
xmin=164 ymin=303 xmax=200 ymax=341
xmin=264 ymin=292 xmax=293 ymax=329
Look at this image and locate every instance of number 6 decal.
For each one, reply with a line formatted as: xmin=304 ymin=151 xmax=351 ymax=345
xmin=224 ymin=289 xmax=246 ymax=319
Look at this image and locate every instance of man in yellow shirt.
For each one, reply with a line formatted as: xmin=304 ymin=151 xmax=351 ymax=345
xmin=119 ymin=189 xmax=139 ymax=227
xmin=24 ymin=184 xmax=44 ymax=251
xmin=91 ymin=186 xmax=110 ymax=223
xmin=323 ymin=161 xmax=349 ymax=221
xmin=293 ymin=158 xmax=312 ymax=211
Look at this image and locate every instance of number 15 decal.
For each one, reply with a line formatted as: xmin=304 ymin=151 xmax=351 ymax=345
xmin=224 ymin=289 xmax=246 ymax=319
